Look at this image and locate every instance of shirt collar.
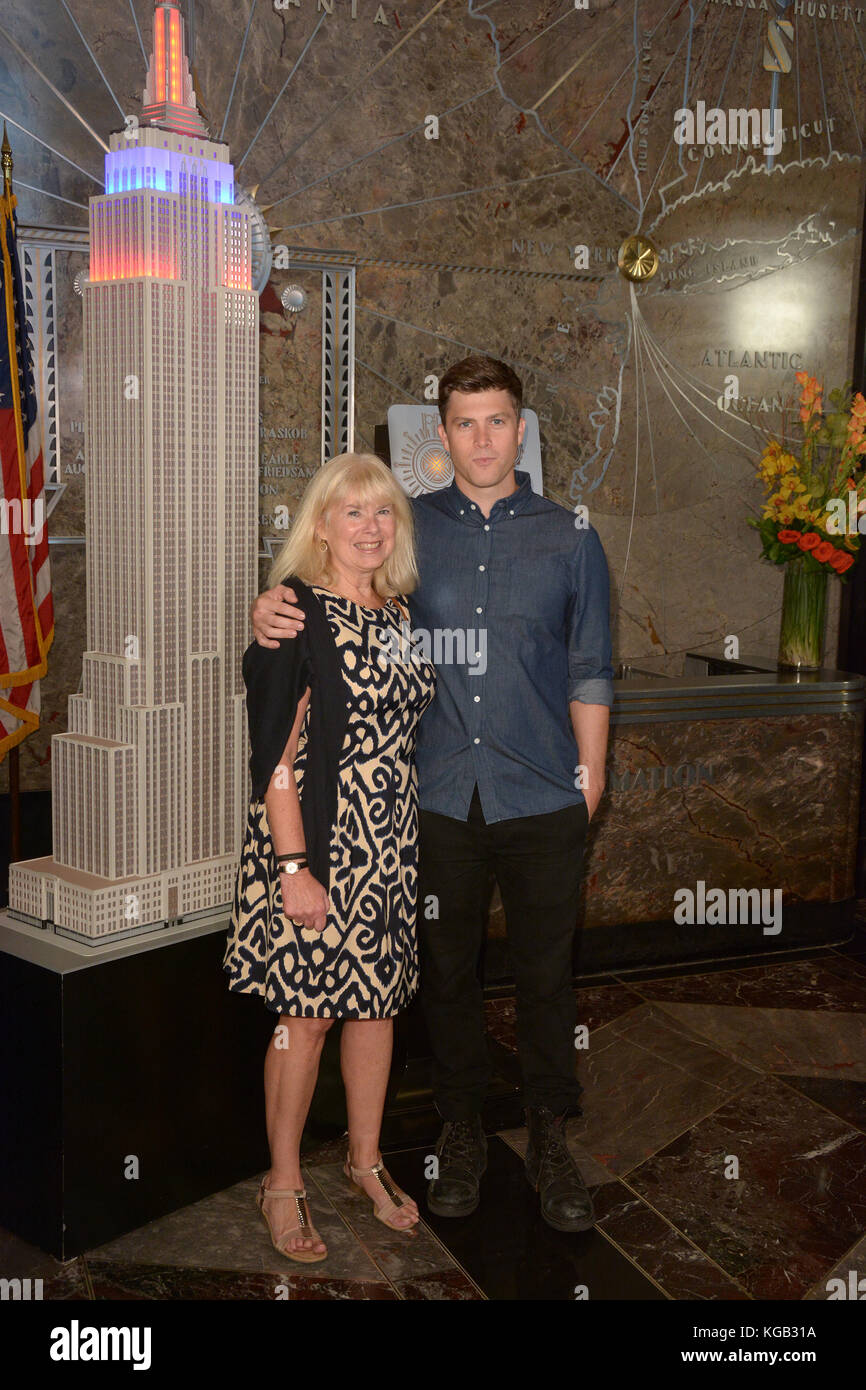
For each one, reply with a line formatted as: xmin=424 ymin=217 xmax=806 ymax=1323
xmin=439 ymin=469 xmax=534 ymax=523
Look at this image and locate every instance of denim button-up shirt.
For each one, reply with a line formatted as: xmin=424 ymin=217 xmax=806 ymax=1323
xmin=407 ymin=470 xmax=614 ymax=823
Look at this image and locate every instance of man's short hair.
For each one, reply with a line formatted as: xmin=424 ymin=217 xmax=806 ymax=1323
xmin=438 ymin=354 xmax=523 ymax=425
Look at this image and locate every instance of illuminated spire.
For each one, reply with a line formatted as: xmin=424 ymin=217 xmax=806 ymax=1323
xmin=141 ymin=1 xmax=209 ymax=138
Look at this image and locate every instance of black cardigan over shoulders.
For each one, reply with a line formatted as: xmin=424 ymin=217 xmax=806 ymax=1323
xmin=241 ymin=576 xmax=350 ymax=892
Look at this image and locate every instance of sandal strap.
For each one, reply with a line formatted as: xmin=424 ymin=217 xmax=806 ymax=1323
xmin=261 ymin=1182 xmax=307 ymax=1200
xmin=261 ymin=1184 xmax=319 ymax=1238
xmin=349 ymin=1159 xmax=406 ymax=1210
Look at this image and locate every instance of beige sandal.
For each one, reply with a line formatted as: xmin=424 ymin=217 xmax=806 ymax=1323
xmin=343 ymin=1154 xmax=419 ymax=1235
xmin=256 ymin=1176 xmax=328 ymax=1262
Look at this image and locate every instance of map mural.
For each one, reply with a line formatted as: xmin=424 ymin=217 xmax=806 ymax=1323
xmin=1 ymin=0 xmax=864 ymax=787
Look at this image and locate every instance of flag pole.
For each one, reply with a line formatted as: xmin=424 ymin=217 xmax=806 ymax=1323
xmin=1 ymin=122 xmax=11 ymax=197
xmin=1 ymin=124 xmax=21 ymax=866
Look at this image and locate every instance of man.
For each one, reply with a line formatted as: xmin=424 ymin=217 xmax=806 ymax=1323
xmin=250 ymin=355 xmax=613 ymax=1232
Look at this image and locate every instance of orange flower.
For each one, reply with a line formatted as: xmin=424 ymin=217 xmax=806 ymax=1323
xmin=813 ymin=541 xmax=834 ymax=562
xmin=851 ymin=392 xmax=866 ymax=420
xmin=797 ymin=372 xmax=823 ymax=421
xmin=797 ymin=532 xmax=821 ymax=550
xmin=777 ymin=529 xmax=801 ymax=543
xmin=833 ymin=551 xmax=855 ymax=573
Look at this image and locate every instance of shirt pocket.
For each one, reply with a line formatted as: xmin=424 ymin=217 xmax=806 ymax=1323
xmin=501 ymin=552 xmax=569 ymax=630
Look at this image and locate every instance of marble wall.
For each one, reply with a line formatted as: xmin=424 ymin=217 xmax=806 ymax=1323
xmin=483 ymin=706 xmax=863 ymax=950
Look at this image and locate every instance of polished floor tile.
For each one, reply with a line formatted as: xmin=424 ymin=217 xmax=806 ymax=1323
xmin=382 ymin=1139 xmax=665 ymax=1300
xmin=637 ymin=958 xmax=866 ymax=1011
xmin=802 ymin=1232 xmax=866 ymax=1301
xmin=0 ymin=1259 xmax=91 ymax=1299
xmin=306 ymin=1159 xmax=460 ymax=1283
xmin=625 ymin=1075 xmax=866 ymax=1300
xmin=0 ymin=1225 xmax=72 ymax=1283
xmin=590 ymin=1182 xmax=750 ymax=1300
xmin=87 ymin=1262 xmax=398 ymax=1300
xmin=86 ymin=1172 xmax=387 ymax=1282
xmin=833 ymin=951 xmax=866 ymax=978
xmin=775 ymin=1075 xmax=866 ymax=1132
xmin=497 ymin=1002 xmax=759 ymax=1182
xmin=651 ymin=1002 xmax=866 ymax=1079
xmin=396 ymin=1269 xmax=484 ymax=1299
xmin=819 ymin=952 xmax=866 ymax=986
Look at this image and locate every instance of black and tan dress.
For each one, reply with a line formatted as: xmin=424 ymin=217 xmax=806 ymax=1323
xmin=223 ymin=587 xmax=436 ymax=1018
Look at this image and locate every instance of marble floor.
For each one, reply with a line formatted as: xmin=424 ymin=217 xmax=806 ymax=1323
xmin=4 ymin=913 xmax=866 ymax=1301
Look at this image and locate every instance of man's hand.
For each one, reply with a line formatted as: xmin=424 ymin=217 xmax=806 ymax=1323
xmin=250 ymin=584 xmax=306 ymax=648
xmin=583 ymin=781 xmax=604 ymax=823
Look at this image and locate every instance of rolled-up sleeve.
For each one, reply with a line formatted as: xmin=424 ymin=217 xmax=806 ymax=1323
xmin=243 ymin=632 xmax=313 ymax=800
xmin=566 ymin=525 xmax=615 ymax=707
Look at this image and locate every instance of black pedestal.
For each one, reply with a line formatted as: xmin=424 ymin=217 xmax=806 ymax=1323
xmin=0 ymin=917 xmax=282 ymax=1259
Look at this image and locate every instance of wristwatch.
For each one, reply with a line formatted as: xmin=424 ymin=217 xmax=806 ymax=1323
xmin=278 ymin=858 xmax=309 ymax=875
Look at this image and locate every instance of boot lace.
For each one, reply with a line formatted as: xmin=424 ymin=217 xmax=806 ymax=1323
xmin=540 ymin=1120 xmax=578 ymax=1181
xmin=439 ymin=1119 xmax=481 ymax=1169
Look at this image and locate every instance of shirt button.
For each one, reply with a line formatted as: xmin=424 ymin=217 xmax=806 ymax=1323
xmin=470 ymin=504 xmax=476 ymax=509
xmin=459 ymin=509 xmax=464 ymax=515
xmin=474 ymin=652 xmax=481 ymax=660
xmin=478 ymin=564 xmax=485 ymax=571
xmin=476 ymin=606 xmax=482 ymax=614
xmin=474 ymin=695 xmax=480 ymax=703
xmin=473 ymin=737 xmax=480 ymax=744
xmin=484 ymin=524 xmax=490 ymax=531
xmin=509 ymin=509 xmax=514 ymax=516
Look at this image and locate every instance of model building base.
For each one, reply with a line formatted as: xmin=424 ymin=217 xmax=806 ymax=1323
xmin=7 ymin=853 xmax=237 ymax=945
xmin=0 ymin=916 xmax=273 ymax=1259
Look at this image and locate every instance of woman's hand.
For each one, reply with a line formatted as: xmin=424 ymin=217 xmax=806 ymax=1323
xmin=279 ymin=868 xmax=329 ymax=933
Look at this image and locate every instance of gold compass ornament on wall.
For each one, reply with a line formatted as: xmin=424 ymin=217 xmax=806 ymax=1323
xmin=617 ymin=234 xmax=660 ymax=283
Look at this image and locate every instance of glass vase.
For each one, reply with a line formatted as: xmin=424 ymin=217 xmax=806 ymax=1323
xmin=777 ymin=555 xmax=829 ymax=670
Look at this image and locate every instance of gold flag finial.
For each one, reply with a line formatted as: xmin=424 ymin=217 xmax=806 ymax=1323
xmin=1 ymin=123 xmax=13 ymax=200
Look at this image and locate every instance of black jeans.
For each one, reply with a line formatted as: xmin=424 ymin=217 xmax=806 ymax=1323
xmin=417 ymin=786 xmax=589 ymax=1119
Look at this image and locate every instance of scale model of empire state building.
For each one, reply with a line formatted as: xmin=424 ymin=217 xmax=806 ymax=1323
xmin=8 ymin=1 xmax=259 ymax=943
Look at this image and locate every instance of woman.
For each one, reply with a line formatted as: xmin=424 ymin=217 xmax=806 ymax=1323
xmin=223 ymin=452 xmax=436 ymax=1262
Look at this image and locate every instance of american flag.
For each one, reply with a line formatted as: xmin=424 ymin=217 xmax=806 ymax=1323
xmin=0 ymin=152 xmax=54 ymax=762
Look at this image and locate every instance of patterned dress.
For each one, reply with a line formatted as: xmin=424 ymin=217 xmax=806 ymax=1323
xmin=223 ymin=588 xmax=436 ymax=1018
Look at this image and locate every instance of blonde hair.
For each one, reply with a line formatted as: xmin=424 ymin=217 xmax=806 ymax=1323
xmin=266 ymin=452 xmax=419 ymax=597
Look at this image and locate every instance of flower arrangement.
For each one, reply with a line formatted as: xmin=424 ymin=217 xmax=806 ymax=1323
xmin=747 ymin=371 xmax=866 ymax=579
xmin=748 ymin=371 xmax=866 ymax=668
